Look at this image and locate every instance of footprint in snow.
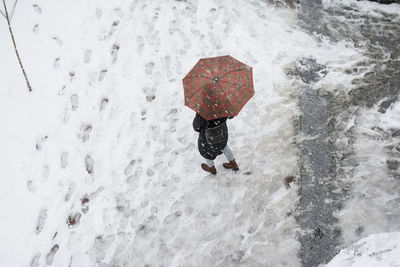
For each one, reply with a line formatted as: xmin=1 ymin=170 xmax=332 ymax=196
xmin=33 ymin=24 xmax=39 ymax=33
xmin=42 ymin=165 xmax=50 ymax=179
xmin=78 ymin=123 xmax=93 ymax=142
xmin=100 ymin=21 xmax=120 ymax=40
xmin=124 ymin=159 xmax=136 ymax=176
xmin=84 ymin=50 xmax=92 ymax=63
xmin=53 ymin=58 xmax=60 ymax=69
xmin=57 ymin=85 xmax=65 ymax=95
xmin=52 ymin=36 xmax=63 ymax=46
xmin=67 ymin=212 xmax=82 ymax=228
xmin=27 ymin=180 xmax=36 ymax=192
xmin=36 ymin=135 xmax=48 ymax=151
xmin=60 ymin=152 xmax=69 ymax=169
xmin=143 ymin=86 xmax=156 ymax=102
xmin=145 ymin=62 xmax=155 ymax=75
xmin=85 ymin=155 xmax=94 ymax=174
xmin=136 ymin=36 xmax=145 ymax=50
xmin=69 ymin=71 xmax=75 ymax=82
xmin=64 ymin=182 xmax=76 ymax=202
xmin=81 ymin=187 xmax=104 ymax=214
xmin=127 ymin=167 xmax=143 ymax=188
xmin=141 ymin=110 xmax=147 ymax=120
xmin=45 ymin=245 xmax=59 ymax=265
xmin=95 ymin=8 xmax=102 ymax=19
xmin=33 ymin=4 xmax=42 ymax=13
xmin=111 ymin=43 xmax=120 ymax=64
xmin=35 ymin=209 xmax=47 ymax=235
xmin=30 ymin=254 xmax=40 ymax=267
xmin=62 ymin=108 xmax=70 ymax=124
xmin=100 ymin=97 xmax=109 ymax=110
xmin=70 ymin=94 xmax=78 ymax=110
xmin=99 ymin=69 xmax=107 ymax=81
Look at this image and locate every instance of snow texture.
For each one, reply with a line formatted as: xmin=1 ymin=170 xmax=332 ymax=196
xmin=326 ymin=232 xmax=400 ymax=267
xmin=1 ymin=0 xmax=400 ymax=266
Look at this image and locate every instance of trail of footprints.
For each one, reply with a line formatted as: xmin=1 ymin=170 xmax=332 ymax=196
xmin=31 ymin=94 xmax=111 ymax=266
xmin=29 ymin=3 xmax=196 ymax=265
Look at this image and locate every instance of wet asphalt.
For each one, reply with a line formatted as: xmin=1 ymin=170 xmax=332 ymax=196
xmin=296 ymin=0 xmax=400 ymax=266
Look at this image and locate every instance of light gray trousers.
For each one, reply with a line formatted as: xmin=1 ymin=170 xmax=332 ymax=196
xmin=205 ymin=145 xmax=235 ymax=167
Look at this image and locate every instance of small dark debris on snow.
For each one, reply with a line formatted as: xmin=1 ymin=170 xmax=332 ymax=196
xmin=175 ymin=211 xmax=182 ymax=217
xmin=378 ymin=96 xmax=398 ymax=113
xmin=52 ymin=232 xmax=57 ymax=240
xmin=313 ymin=227 xmax=324 ymax=239
xmin=146 ymin=95 xmax=156 ymax=102
xmin=81 ymin=196 xmax=89 ymax=205
xmin=284 ymin=175 xmax=295 ymax=189
xmin=391 ymin=129 xmax=400 ymax=137
xmin=355 ymin=226 xmax=364 ymax=236
xmin=67 ymin=212 xmax=82 ymax=227
xmin=285 ymin=57 xmax=327 ymax=84
xmin=112 ymin=20 xmax=120 ymax=27
xmin=387 ymin=160 xmax=399 ymax=170
xmin=81 ymin=196 xmax=89 ymax=214
xmin=363 ymin=0 xmax=400 ymax=4
xmin=243 ymin=171 xmax=252 ymax=175
xmin=117 ymin=205 xmax=125 ymax=212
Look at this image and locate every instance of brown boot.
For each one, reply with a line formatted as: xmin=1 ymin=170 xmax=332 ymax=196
xmin=201 ymin=163 xmax=217 ymax=175
xmin=223 ymin=160 xmax=239 ymax=171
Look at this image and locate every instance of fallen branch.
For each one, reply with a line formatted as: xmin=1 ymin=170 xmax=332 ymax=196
xmin=2 ymin=0 xmax=32 ymax=92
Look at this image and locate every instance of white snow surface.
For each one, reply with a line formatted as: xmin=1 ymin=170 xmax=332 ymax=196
xmin=0 ymin=0 xmax=367 ymax=266
xmin=326 ymin=232 xmax=400 ymax=267
xmin=336 ymin=101 xmax=400 ymax=248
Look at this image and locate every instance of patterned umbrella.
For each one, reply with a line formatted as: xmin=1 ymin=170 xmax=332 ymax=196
xmin=183 ymin=55 xmax=254 ymax=120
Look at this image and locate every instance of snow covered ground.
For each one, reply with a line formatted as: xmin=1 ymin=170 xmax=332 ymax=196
xmin=327 ymin=232 xmax=400 ymax=267
xmin=1 ymin=0 xmax=400 ymax=266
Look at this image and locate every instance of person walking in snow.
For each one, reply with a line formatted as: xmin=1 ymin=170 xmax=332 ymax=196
xmin=193 ymin=113 xmax=239 ymax=175
xmin=183 ymin=55 xmax=254 ymax=174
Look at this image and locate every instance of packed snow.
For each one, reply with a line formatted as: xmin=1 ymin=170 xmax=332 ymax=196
xmin=326 ymin=232 xmax=400 ymax=267
xmin=1 ymin=0 xmax=400 ymax=266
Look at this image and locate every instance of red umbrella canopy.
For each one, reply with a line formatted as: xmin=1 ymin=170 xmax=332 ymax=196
xmin=183 ymin=55 xmax=254 ymax=120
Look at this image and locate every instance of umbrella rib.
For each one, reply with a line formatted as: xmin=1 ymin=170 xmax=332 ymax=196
xmin=216 ymin=57 xmax=224 ymax=78
xmin=184 ymin=75 xmax=214 ymax=80
xmin=220 ymin=68 xmax=248 ymax=79
xmin=216 ymin=82 xmax=233 ymax=111
xmin=188 ymin=82 xmax=214 ymax=101
xmin=202 ymin=59 xmax=218 ymax=78
xmin=218 ymin=79 xmax=246 ymax=88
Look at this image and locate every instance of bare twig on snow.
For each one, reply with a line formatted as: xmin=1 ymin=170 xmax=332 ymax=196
xmin=2 ymin=0 xmax=32 ymax=92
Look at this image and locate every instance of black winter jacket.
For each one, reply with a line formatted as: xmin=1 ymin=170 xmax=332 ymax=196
xmin=193 ymin=113 xmax=228 ymax=160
